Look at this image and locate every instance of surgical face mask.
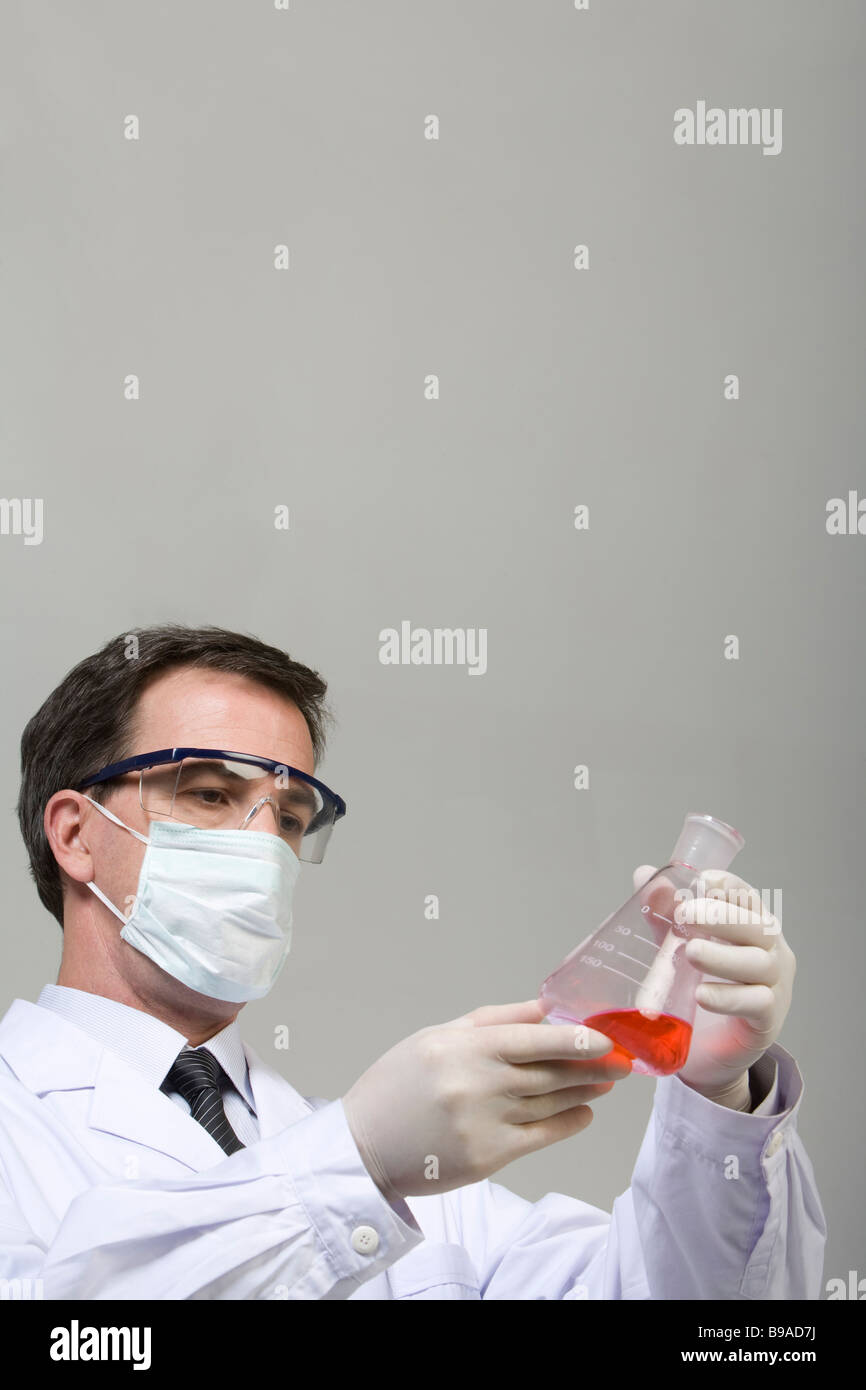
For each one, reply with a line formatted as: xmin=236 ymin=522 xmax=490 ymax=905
xmin=82 ymin=797 xmax=300 ymax=1003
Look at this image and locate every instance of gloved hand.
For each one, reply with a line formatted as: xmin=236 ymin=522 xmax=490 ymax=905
xmin=632 ymin=864 xmax=796 ymax=1106
xmin=342 ymin=1000 xmax=631 ymax=1199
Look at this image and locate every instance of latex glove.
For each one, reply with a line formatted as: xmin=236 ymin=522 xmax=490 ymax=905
xmin=342 ymin=1000 xmax=631 ymax=1199
xmin=633 ymin=864 xmax=796 ymax=1108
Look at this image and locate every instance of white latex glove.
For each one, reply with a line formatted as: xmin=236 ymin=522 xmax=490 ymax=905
xmin=632 ymin=864 xmax=796 ymax=1107
xmin=342 ymin=1000 xmax=631 ymax=1199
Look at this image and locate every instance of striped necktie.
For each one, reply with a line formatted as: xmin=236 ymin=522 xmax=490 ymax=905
xmin=162 ymin=1047 xmax=246 ymax=1156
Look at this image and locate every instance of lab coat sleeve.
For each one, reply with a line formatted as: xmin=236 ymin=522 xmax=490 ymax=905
xmin=0 ymin=1099 xmax=424 ymax=1300
xmin=441 ymin=1043 xmax=826 ymax=1300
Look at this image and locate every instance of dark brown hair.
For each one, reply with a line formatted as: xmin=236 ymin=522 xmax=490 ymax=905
xmin=17 ymin=624 xmax=332 ymax=927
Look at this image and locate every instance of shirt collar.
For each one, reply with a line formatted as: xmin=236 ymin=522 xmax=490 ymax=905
xmin=36 ymin=984 xmax=256 ymax=1113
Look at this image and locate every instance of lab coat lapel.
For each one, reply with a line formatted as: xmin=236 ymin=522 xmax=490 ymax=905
xmin=243 ymin=1043 xmax=316 ymax=1140
xmin=0 ymin=999 xmax=231 ymax=1171
xmin=0 ymin=1000 xmax=318 ymax=1166
xmin=88 ymin=1047 xmax=231 ymax=1170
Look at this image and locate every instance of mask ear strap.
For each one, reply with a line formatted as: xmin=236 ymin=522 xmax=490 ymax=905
xmin=85 ymin=878 xmax=132 ymax=924
xmin=83 ymin=795 xmax=150 ymax=845
xmin=82 ymin=796 xmax=148 ymax=924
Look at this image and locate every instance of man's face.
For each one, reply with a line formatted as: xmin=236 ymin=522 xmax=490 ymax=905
xmin=72 ymin=665 xmax=315 ymax=1021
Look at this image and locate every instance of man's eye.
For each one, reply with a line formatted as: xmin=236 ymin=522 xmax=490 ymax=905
xmin=191 ymin=788 xmax=228 ymax=805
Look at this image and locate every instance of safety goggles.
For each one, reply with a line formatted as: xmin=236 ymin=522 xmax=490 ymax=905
xmin=77 ymin=748 xmax=346 ymax=863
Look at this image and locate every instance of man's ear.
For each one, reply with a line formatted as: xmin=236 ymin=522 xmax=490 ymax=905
xmin=44 ymin=790 xmax=95 ymax=885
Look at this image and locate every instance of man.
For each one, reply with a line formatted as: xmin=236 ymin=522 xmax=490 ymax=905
xmin=0 ymin=625 xmax=825 ymax=1299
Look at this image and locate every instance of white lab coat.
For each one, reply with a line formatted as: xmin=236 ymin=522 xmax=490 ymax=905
xmin=0 ymin=998 xmax=826 ymax=1300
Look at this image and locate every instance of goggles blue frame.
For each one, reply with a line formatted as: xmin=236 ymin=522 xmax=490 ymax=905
xmin=77 ymin=747 xmax=347 ymax=841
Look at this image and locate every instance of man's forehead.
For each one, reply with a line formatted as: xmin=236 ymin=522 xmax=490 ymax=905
xmin=129 ymin=667 xmax=315 ymax=771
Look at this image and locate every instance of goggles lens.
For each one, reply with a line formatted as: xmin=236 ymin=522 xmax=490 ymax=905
xmin=139 ymin=757 xmax=336 ymax=863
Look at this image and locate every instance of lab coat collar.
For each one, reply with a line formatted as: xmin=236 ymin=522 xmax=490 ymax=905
xmin=35 ymin=983 xmax=256 ymax=1114
xmin=35 ymin=984 xmax=190 ymax=1089
xmin=0 ymin=997 xmax=114 ymax=1093
xmin=0 ymin=997 xmax=313 ymax=1171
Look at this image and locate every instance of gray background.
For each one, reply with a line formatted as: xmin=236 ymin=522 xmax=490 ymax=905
xmin=1 ymin=1 xmax=863 ymax=1295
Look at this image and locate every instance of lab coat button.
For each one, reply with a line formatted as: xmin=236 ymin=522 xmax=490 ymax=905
xmin=765 ymin=1130 xmax=784 ymax=1158
xmin=351 ymin=1225 xmax=380 ymax=1255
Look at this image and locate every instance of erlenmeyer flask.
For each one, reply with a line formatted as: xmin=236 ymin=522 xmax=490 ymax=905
xmin=538 ymin=813 xmax=745 ymax=1076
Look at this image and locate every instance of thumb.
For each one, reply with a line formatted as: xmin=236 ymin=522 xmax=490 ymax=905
xmin=447 ymin=998 xmax=547 ymax=1029
xmin=633 ymin=863 xmax=657 ymax=892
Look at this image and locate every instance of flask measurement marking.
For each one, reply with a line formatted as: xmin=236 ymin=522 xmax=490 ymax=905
xmin=596 ymin=963 xmax=646 ymax=985
xmin=616 ymin=951 xmax=654 ymax=969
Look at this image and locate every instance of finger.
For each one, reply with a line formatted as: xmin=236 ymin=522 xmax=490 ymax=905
xmin=632 ymin=864 xmax=657 ymax=892
xmin=695 ymin=872 xmax=761 ymax=906
xmin=684 ymin=938 xmax=781 ymax=985
xmin=488 ymin=1021 xmax=617 ymax=1064
xmin=638 ymin=870 xmax=680 ymax=922
xmin=507 ymin=1054 xmax=632 ymax=1096
xmin=694 ymin=980 xmax=776 ymax=1022
xmin=689 ymin=870 xmax=769 ymax=920
xmin=507 ymin=1079 xmax=619 ymax=1124
xmin=509 ymin=1102 xmax=596 ymax=1161
xmin=677 ymin=899 xmax=778 ymax=945
xmin=447 ymin=999 xmax=547 ymax=1028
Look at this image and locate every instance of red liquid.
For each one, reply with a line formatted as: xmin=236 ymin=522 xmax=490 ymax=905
xmin=584 ymin=1009 xmax=692 ymax=1076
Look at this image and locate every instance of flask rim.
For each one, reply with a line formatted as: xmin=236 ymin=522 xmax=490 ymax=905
xmin=683 ymin=812 xmax=744 ymax=847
